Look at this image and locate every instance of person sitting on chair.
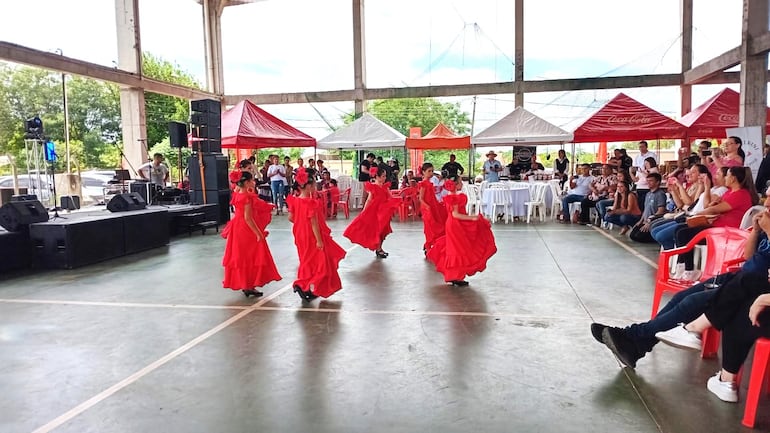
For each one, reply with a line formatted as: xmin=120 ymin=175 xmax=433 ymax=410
xmin=139 ymin=153 xmax=169 ymax=185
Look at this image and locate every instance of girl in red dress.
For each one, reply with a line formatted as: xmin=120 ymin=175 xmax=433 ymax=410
xmin=427 ymin=177 xmax=497 ymax=286
xmin=287 ymin=167 xmax=347 ymax=301
xmin=417 ymin=162 xmax=447 ymax=255
xmin=343 ymin=166 xmax=395 ymax=258
xmin=221 ymin=171 xmax=281 ymax=297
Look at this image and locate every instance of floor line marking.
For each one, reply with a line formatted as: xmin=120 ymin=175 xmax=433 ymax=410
xmin=0 ymin=299 xmax=251 ymax=310
xmin=590 ymin=226 xmax=659 ymax=269
xmin=254 ymin=305 xmax=590 ymax=320
xmin=30 ymin=244 xmax=359 ymax=433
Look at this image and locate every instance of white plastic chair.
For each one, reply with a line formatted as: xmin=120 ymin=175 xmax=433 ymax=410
xmin=548 ymin=180 xmax=563 ymax=220
xmin=740 ymin=205 xmax=767 ymax=230
xmin=350 ymin=180 xmax=364 ymax=209
xmin=486 ymin=183 xmax=512 ymax=224
xmin=463 ymin=184 xmax=481 ymax=215
xmin=525 ymin=183 xmax=549 ymax=223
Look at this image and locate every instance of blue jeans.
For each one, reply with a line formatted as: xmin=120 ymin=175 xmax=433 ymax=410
xmin=650 ymin=220 xmax=683 ymax=250
xmin=270 ymin=180 xmax=284 ymax=209
xmin=625 ymin=272 xmax=736 ymax=354
xmin=604 ymin=213 xmax=641 ymax=227
xmin=561 ymin=194 xmax=585 ymax=221
xmin=596 ymin=198 xmax=614 ymax=220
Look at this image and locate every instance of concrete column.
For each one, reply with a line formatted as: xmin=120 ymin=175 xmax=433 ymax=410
xmin=202 ymin=0 xmax=225 ymax=95
xmin=514 ymin=0 xmax=524 ymax=107
xmin=739 ymin=0 xmax=768 ymax=140
xmin=115 ymin=0 xmax=148 ymax=172
xmin=680 ymin=0 xmax=693 ymax=119
xmin=352 ymin=0 xmax=367 ymax=117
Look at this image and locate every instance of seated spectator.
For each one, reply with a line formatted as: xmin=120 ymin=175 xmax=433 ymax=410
xmin=603 ymin=181 xmax=641 ymax=235
xmin=670 ymin=166 xmax=758 ymax=281
xmin=578 ymin=164 xmax=617 ymax=224
xmin=401 ymin=170 xmax=416 ymax=189
xmin=326 ymin=179 xmax=341 ymax=217
xmin=560 ymin=164 xmax=593 ymax=223
xmin=628 ymin=173 xmax=667 ymax=243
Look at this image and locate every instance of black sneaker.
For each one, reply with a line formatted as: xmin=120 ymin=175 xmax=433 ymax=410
xmin=590 ymin=323 xmax=607 ymax=344
xmin=602 ymin=327 xmax=641 ymax=369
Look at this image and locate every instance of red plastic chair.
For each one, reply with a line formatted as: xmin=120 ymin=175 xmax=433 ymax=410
xmin=652 ymin=227 xmax=751 ymax=318
xmin=397 ymin=187 xmax=418 ymax=222
xmin=336 ymin=188 xmax=351 ymax=219
xmin=742 ymin=338 xmax=770 ymax=428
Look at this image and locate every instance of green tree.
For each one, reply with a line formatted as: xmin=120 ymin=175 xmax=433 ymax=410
xmin=349 ymin=98 xmax=471 ymax=137
xmin=142 ymin=53 xmax=202 ymax=147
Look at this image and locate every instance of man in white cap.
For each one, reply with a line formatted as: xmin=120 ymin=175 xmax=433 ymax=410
xmin=483 ymin=150 xmax=502 ymax=182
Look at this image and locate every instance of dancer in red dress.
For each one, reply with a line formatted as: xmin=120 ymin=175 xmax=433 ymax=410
xmin=221 ymin=171 xmax=281 ymax=297
xmin=427 ymin=177 xmax=497 ymax=286
xmin=287 ymin=167 xmax=347 ymax=301
xmin=417 ymin=162 xmax=447 ymax=254
xmin=343 ymin=166 xmax=396 ymax=258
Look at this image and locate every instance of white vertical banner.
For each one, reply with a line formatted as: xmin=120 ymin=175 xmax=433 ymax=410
xmin=726 ymin=126 xmax=763 ymax=177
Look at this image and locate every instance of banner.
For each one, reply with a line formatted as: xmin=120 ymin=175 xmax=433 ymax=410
xmin=725 ymin=126 xmax=763 ymax=178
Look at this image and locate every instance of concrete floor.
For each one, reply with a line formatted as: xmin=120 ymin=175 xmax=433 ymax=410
xmin=1 ymin=214 xmax=768 ymax=432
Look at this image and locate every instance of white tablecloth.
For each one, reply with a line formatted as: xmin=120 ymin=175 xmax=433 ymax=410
xmin=481 ymin=188 xmax=531 ymax=217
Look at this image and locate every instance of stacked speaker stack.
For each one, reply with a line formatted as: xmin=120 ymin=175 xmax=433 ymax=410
xmin=187 ymin=99 xmax=230 ymax=224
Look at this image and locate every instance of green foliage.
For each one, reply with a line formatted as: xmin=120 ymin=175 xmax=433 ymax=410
xmin=150 ymin=138 xmax=192 ymax=180
xmin=345 ymin=98 xmax=471 ymax=136
xmin=142 ymin=53 xmax=202 ymax=147
xmin=617 ymin=139 xmax=676 ymax=150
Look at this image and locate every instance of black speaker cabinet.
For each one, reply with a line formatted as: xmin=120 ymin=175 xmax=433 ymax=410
xmin=0 ymin=200 xmax=49 ymax=232
xmin=189 ymin=189 xmax=231 ymax=224
xmin=191 ymin=99 xmax=221 ymax=114
xmin=192 ymin=124 xmax=221 ymax=140
xmin=191 ymin=112 xmax=221 ymax=127
xmin=190 ymin=139 xmax=221 ymax=154
xmin=168 ymin=121 xmax=189 ymax=148
xmin=61 ymin=195 xmax=81 ymax=211
xmin=29 ymin=217 xmax=125 ymax=269
xmin=107 ymin=193 xmax=147 ymax=212
xmin=188 ymin=154 xmax=229 ymax=191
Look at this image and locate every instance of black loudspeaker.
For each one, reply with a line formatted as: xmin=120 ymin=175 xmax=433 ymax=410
xmin=107 ymin=193 xmax=147 ymax=212
xmin=168 ymin=122 xmax=188 ymax=148
xmin=61 ymin=196 xmax=81 ymax=211
xmin=191 ymin=99 xmax=221 ymax=114
xmin=190 ymin=139 xmax=221 ymax=154
xmin=188 ymin=154 xmax=229 ymax=191
xmin=129 ymin=181 xmax=152 ymax=204
xmin=189 ymin=189 xmax=231 ymax=224
xmin=192 ymin=124 xmax=220 ymax=139
xmin=0 ymin=200 xmax=49 ymax=232
xmin=191 ymin=112 xmax=221 ymax=127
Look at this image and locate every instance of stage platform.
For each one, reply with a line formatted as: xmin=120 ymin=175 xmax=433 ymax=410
xmin=0 ymin=203 xmax=222 ymax=271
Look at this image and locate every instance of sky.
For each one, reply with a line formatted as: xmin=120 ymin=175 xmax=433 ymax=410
xmin=0 ymin=0 xmax=752 ymax=146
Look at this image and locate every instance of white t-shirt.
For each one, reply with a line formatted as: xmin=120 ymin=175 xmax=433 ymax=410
xmin=429 ymin=175 xmax=444 ymax=202
xmin=634 ymin=151 xmax=659 ymax=169
xmin=569 ymin=175 xmax=594 ymax=196
xmin=691 ymin=186 xmax=728 ymax=213
xmin=267 ymin=164 xmax=286 ymax=183
xmin=635 ymin=167 xmax=658 ymax=190
xmin=139 ymin=162 xmax=169 ymax=185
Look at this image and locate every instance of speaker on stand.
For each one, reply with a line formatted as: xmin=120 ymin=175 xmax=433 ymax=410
xmin=189 ymin=98 xmax=229 ymax=224
xmin=168 ymin=121 xmax=188 ymax=188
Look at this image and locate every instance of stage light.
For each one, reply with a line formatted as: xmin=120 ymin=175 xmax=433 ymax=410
xmin=25 ymin=116 xmax=44 ymax=138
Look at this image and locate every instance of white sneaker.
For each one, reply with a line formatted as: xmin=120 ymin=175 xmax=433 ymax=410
xmin=682 ymin=270 xmax=702 ymax=282
xmin=671 ymin=263 xmax=685 ymax=280
xmin=707 ymin=372 xmax=738 ymax=403
xmin=655 ymin=324 xmax=703 ymax=351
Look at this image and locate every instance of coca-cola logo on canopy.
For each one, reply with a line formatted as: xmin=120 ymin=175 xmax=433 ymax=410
xmin=606 ymin=114 xmax=653 ymax=125
xmin=718 ymin=113 xmax=739 ymax=123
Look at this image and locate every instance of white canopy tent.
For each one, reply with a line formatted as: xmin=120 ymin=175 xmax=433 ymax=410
xmin=317 ymin=113 xmax=406 ymax=149
xmin=471 ymin=107 xmax=573 ymax=146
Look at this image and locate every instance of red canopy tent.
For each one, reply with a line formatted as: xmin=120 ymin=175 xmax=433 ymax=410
xmin=680 ymin=88 xmax=770 ymax=138
xmin=221 ymin=100 xmax=316 ymax=149
xmin=572 ymin=93 xmax=687 ymax=142
xmin=405 ymin=123 xmax=471 ymax=150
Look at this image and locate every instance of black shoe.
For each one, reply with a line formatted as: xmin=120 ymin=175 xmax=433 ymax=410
xmin=375 ymin=249 xmax=388 ymax=259
xmin=304 ymin=291 xmax=318 ymax=301
xmin=602 ymin=327 xmax=641 ymax=369
xmin=293 ymin=284 xmax=309 ymax=301
xmin=242 ymin=289 xmax=264 ymax=298
xmin=590 ymin=323 xmax=607 ymax=344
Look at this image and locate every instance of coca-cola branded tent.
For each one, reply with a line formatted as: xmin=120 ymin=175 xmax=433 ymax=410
xmin=221 ymin=100 xmax=316 ymax=149
xmin=405 ymin=123 xmax=471 ymax=150
xmin=680 ymin=88 xmax=770 ymax=138
xmin=572 ymin=93 xmax=687 ymax=143
xmin=472 ymin=107 xmax=573 ymax=145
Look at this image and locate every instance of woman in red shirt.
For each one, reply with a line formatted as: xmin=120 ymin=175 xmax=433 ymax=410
xmin=673 ymin=166 xmax=758 ymax=281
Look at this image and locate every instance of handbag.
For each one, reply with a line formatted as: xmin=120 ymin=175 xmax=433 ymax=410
xmin=686 ymin=215 xmax=711 ymax=228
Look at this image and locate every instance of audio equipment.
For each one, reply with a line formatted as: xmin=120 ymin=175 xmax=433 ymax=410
xmin=106 ymin=193 xmax=147 ymax=212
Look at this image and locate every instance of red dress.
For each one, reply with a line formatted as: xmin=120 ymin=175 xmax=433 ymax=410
xmin=343 ymin=182 xmax=396 ymax=250
xmin=221 ymin=192 xmax=281 ymax=290
xmin=427 ymin=193 xmax=497 ymax=282
xmin=287 ymin=195 xmax=347 ymax=298
xmin=418 ymin=178 xmax=447 ymax=251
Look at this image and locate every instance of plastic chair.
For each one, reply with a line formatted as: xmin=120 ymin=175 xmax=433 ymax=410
xmin=336 ymin=187 xmax=351 ymax=219
xmin=525 ymin=183 xmax=548 ymax=223
xmin=486 ymin=183 xmax=512 ymax=224
xmin=742 ymin=338 xmax=770 ymax=428
xmin=651 ymin=227 xmax=751 ymax=318
xmin=397 ymin=187 xmax=418 ymax=222
xmin=741 ymin=205 xmax=767 ymax=230
xmin=463 ymin=184 xmax=481 ymax=215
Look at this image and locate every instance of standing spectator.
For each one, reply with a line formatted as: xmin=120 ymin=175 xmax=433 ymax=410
xmin=633 ymin=141 xmax=659 ymax=175
xmin=701 ymin=136 xmax=745 ymax=178
xmin=283 ymin=156 xmax=294 ymax=200
xmin=359 ymin=153 xmax=375 ymax=182
xmin=266 ymin=154 xmax=287 ymax=215
xmin=483 ymin=151 xmax=503 ymax=182
xmin=441 ymin=154 xmax=465 ymax=179
xmin=634 ymin=157 xmax=660 ymax=206
xmin=296 ymin=157 xmax=305 ymax=170
xmin=316 ymin=159 xmax=329 ymax=177
xmin=554 ymin=149 xmax=569 ymax=186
